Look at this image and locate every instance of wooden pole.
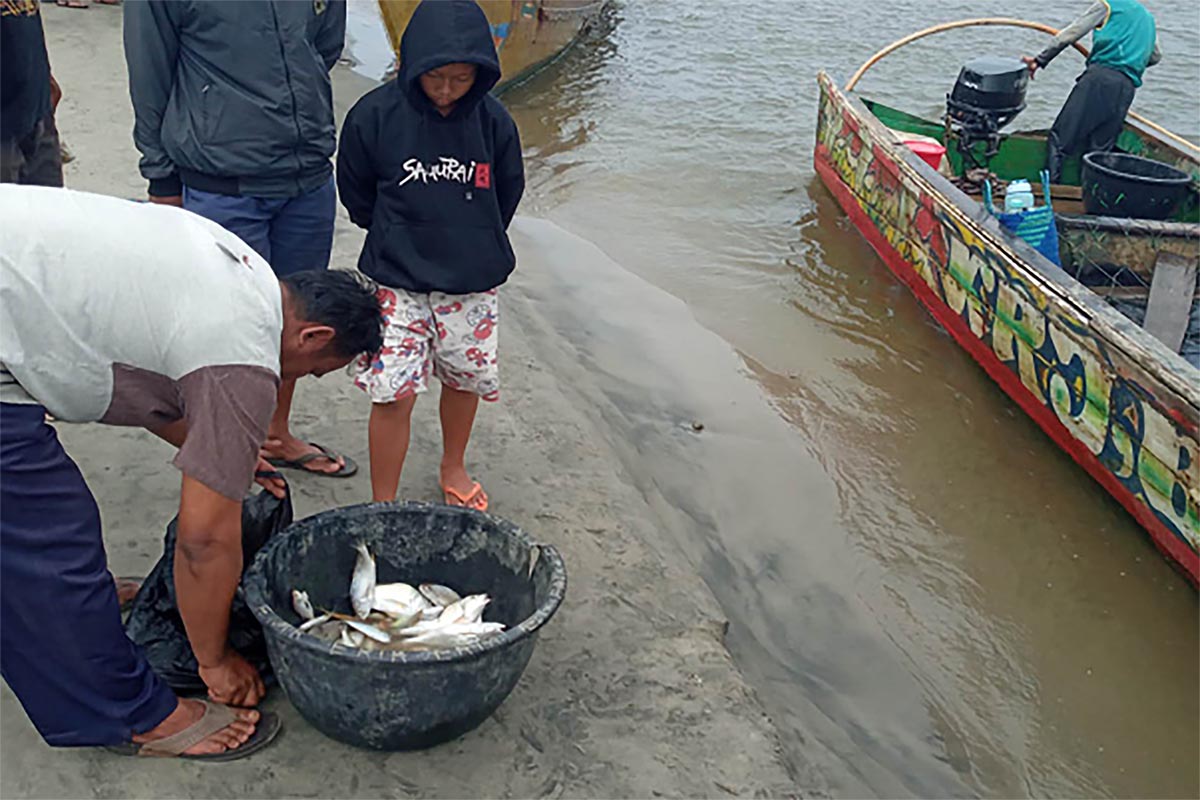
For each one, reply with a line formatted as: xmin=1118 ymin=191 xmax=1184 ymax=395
xmin=843 ymin=17 xmax=1200 ymax=156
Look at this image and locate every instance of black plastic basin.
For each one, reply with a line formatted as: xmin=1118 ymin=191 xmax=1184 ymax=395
xmin=244 ymin=502 xmax=566 ymax=751
xmin=1082 ymin=151 xmax=1191 ymax=220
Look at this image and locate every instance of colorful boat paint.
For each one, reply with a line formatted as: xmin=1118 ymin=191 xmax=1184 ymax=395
xmin=376 ymin=0 xmax=606 ymax=90
xmin=814 ymin=70 xmax=1199 ymax=584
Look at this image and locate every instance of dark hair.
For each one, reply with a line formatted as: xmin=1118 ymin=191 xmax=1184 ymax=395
xmin=281 ymin=270 xmax=384 ymax=357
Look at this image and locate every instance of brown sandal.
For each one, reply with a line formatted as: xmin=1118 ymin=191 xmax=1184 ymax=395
xmin=106 ymin=701 xmax=280 ymax=761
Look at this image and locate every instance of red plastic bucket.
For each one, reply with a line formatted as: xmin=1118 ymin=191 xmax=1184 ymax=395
xmin=903 ymin=140 xmax=946 ymax=170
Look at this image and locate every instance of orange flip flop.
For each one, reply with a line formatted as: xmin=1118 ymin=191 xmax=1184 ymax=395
xmin=442 ymin=481 xmax=488 ymax=512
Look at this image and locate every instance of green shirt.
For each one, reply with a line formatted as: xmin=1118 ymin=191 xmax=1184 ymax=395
xmin=1090 ymin=0 xmax=1158 ymax=86
xmin=1035 ymin=0 xmax=1161 ymax=87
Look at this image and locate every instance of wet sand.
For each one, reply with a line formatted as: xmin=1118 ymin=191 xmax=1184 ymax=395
xmin=0 ymin=6 xmax=796 ymax=797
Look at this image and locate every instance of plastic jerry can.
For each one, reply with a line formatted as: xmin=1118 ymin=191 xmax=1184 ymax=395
xmin=1004 ymin=179 xmax=1035 ymax=213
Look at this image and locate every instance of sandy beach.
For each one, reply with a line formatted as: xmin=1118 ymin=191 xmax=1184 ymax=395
xmin=0 ymin=5 xmax=799 ymax=797
xmin=11 ymin=1 xmax=1197 ymax=796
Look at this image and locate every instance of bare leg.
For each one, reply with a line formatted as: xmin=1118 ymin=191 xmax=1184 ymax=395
xmin=269 ymin=379 xmax=299 ymax=447
xmin=260 ymin=378 xmax=344 ymax=474
xmin=439 ymin=386 xmax=481 ymax=503
xmin=132 ymin=699 xmax=259 ymax=756
xmin=368 ymin=396 xmax=418 ymax=502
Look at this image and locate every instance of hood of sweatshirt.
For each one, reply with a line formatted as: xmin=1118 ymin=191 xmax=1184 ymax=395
xmin=399 ymin=0 xmax=501 ymax=121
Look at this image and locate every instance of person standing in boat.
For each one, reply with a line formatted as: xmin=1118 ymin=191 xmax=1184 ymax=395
xmin=1023 ymin=0 xmax=1161 ymax=182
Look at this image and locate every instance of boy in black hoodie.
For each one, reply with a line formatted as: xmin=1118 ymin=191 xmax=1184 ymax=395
xmin=337 ymin=0 xmax=524 ymax=510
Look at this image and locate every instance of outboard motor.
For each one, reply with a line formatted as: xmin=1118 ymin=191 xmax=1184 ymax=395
xmin=946 ymin=56 xmax=1029 ymax=170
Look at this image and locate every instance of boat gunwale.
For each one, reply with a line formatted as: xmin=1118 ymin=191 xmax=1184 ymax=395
xmin=493 ymin=10 xmax=599 ymax=96
xmin=1125 ymin=114 xmax=1200 ymax=163
xmin=1054 ymin=212 xmax=1200 ymax=239
xmin=815 ymin=70 xmax=1200 ymax=416
xmin=375 ymin=0 xmax=608 ymax=95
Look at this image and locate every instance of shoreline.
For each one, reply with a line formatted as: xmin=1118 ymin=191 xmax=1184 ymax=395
xmin=0 ymin=5 xmax=800 ymax=797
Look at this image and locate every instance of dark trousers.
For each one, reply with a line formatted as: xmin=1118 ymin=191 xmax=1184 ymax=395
xmin=1046 ymin=65 xmax=1136 ymax=182
xmin=0 ymin=403 xmax=177 ymax=746
xmin=0 ymin=115 xmax=64 ymax=187
xmin=183 ymin=176 xmax=336 ymax=276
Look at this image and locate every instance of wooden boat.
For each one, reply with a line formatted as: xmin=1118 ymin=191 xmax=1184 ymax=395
xmin=814 ymin=19 xmax=1200 ymax=584
xmin=376 ymin=0 xmax=605 ymax=90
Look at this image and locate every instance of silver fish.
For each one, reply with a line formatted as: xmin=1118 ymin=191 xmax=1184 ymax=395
xmin=460 ymin=594 xmax=490 ymax=624
xmin=394 ymin=619 xmax=447 ymax=638
xmin=373 ymin=582 xmax=428 ymax=618
xmin=438 ymin=600 xmax=465 ymax=625
xmin=298 ymin=612 xmax=332 ymax=633
xmin=528 ymin=545 xmax=541 ymax=580
xmin=420 ymin=605 xmax=444 ymax=621
xmin=382 ymin=608 xmax=423 ymax=631
xmin=291 ymin=589 xmax=315 ymax=621
xmin=418 ymin=583 xmax=461 ymax=607
xmin=439 ymin=594 xmax=490 ymax=626
xmin=338 ymin=626 xmax=366 ymax=648
xmin=375 ymin=582 xmax=425 ymax=605
xmin=397 ymin=629 xmax=476 ymax=650
xmin=350 ymin=542 xmax=376 ymax=619
xmin=345 ymin=618 xmax=391 ymax=643
xmin=400 ymin=622 xmax=505 ymax=650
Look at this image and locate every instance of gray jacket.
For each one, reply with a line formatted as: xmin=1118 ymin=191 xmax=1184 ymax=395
xmin=124 ymin=0 xmax=346 ymax=198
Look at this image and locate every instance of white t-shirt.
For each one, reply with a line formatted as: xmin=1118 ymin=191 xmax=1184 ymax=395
xmin=0 ymin=186 xmax=283 ymax=499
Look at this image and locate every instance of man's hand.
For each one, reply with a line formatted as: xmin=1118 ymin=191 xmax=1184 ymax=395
xmin=254 ymin=456 xmax=287 ymax=499
xmin=149 ymin=194 xmax=184 ymax=207
xmin=175 ymin=475 xmax=247 ymax=708
xmin=199 ymin=649 xmax=265 ymax=708
xmin=1021 ymin=56 xmax=1040 ymax=78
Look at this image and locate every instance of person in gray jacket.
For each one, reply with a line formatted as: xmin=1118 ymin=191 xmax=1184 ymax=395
xmin=124 ymin=0 xmax=357 ymax=478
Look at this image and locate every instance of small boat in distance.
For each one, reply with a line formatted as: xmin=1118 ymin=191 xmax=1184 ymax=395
xmin=376 ymin=0 xmax=606 ymax=91
xmin=815 ymin=18 xmax=1199 ymax=584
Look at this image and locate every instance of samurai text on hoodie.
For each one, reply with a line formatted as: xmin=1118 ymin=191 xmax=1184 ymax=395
xmin=337 ymin=0 xmax=525 ymax=294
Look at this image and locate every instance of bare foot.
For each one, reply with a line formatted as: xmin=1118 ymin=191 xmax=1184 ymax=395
xmin=260 ymin=435 xmax=345 ymax=475
xmin=133 ymin=699 xmax=259 ymax=756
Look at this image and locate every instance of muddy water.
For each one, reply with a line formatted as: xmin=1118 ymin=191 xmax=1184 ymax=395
xmin=348 ymin=1 xmax=1199 ymax=797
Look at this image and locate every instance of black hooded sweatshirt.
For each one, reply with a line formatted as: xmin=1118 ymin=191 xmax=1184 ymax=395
xmin=337 ymin=0 xmax=524 ymax=294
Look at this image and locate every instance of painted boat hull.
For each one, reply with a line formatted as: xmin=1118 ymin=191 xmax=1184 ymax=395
xmin=814 ymin=71 xmax=1200 ymax=584
xmin=376 ymin=0 xmax=604 ymax=90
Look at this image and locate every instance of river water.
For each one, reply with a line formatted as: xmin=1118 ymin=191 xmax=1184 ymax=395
xmin=347 ymin=2 xmax=1199 ymax=797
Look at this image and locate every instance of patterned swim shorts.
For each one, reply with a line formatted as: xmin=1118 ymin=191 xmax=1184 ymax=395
xmin=354 ymin=286 xmax=500 ymax=403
